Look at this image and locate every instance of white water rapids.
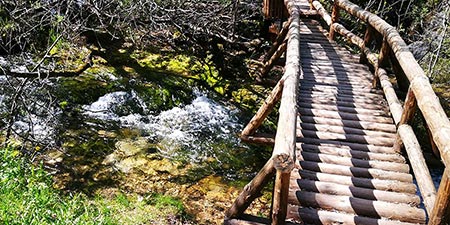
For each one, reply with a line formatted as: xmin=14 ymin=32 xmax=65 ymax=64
xmin=82 ymin=90 xmax=242 ymax=162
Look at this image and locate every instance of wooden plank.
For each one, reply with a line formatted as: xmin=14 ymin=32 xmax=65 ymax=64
xmin=287 ymin=207 xmax=423 ymax=225
xmin=298 ymin=123 xmax=396 ymax=138
xmin=298 ymin=97 xmax=387 ymax=110
xmin=298 ymin=161 xmax=413 ymax=182
xmin=294 ymin=169 xmax=417 ymax=193
xmin=298 ymin=108 xmax=394 ymax=124
xmin=299 ymin=89 xmax=385 ymax=101
xmin=298 ymin=102 xmax=390 ymax=116
xmin=291 ymin=179 xmax=420 ymax=205
xmin=298 ymin=151 xmax=409 ymax=172
xmin=291 ymin=191 xmax=426 ymax=223
xmin=297 ymin=129 xmax=395 ymax=147
xmin=299 ymin=116 xmax=396 ymax=133
xmin=297 ymin=137 xmax=396 ymax=154
xmin=300 ymin=82 xmax=383 ymax=94
xmin=298 ymin=143 xmax=406 ymax=163
xmin=300 ymin=80 xmax=369 ymax=89
xmin=301 ymin=75 xmax=372 ymax=86
xmin=302 ymin=67 xmax=374 ymax=79
xmin=300 ymin=81 xmax=381 ymax=93
xmin=301 ymin=58 xmax=370 ymax=70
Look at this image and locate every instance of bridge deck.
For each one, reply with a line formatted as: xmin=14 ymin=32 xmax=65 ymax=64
xmin=284 ymin=18 xmax=426 ymax=225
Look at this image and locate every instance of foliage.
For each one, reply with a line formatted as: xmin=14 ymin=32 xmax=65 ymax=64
xmin=0 ymin=146 xmax=191 ymax=224
xmin=0 ymin=146 xmax=115 ymax=224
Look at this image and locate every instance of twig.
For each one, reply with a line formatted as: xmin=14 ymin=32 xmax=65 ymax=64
xmin=31 ymin=34 xmax=62 ymax=73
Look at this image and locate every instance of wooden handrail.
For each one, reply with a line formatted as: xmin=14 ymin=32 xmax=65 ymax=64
xmin=226 ymin=1 xmax=299 ymax=224
xmin=334 ymin=0 xmax=450 ymax=167
xmin=271 ymin=1 xmax=300 ymax=224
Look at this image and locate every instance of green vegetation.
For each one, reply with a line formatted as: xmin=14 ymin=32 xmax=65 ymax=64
xmin=0 ymin=146 xmax=190 ymax=224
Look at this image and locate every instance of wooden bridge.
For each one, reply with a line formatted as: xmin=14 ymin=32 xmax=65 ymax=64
xmin=225 ymin=0 xmax=450 ymax=224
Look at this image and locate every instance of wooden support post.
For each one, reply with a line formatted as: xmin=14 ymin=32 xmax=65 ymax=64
xmin=399 ymin=88 xmax=417 ymax=125
xmin=225 ymin=159 xmax=276 ymax=219
xmin=272 ymin=169 xmax=290 ymax=225
xmin=308 ymin=0 xmax=313 ymax=10
xmin=329 ymin=2 xmax=339 ymax=40
xmin=373 ymin=38 xmax=391 ymax=88
xmin=389 ymin=49 xmax=410 ymax=92
xmin=429 ymin=167 xmax=450 ymax=225
xmin=360 ymin=25 xmax=375 ymax=65
xmin=378 ymin=38 xmax=391 ymax=68
xmin=425 ymin=121 xmax=441 ymax=158
xmin=241 ymin=78 xmax=284 ymax=137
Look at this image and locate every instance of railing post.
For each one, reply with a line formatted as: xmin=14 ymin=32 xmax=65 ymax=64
xmin=329 ymin=1 xmax=339 ymax=40
xmin=360 ymin=25 xmax=375 ymax=65
xmin=272 ymin=169 xmax=291 ymax=225
xmin=429 ymin=167 xmax=450 ymax=225
xmin=378 ymin=38 xmax=391 ymax=68
xmin=392 ymin=88 xmax=417 ymax=152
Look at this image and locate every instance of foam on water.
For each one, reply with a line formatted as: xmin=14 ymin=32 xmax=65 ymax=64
xmin=82 ymin=90 xmax=242 ymax=162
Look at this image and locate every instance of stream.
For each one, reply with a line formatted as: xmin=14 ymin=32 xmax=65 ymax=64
xmin=0 ymin=63 xmax=271 ymax=224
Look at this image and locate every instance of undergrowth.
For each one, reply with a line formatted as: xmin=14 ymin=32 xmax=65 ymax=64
xmin=0 ymin=146 xmax=189 ymax=225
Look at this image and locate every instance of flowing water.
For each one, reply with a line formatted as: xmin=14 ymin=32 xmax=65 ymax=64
xmin=0 ymin=71 xmax=272 ymax=223
xmin=81 ymin=89 xmax=243 ymax=165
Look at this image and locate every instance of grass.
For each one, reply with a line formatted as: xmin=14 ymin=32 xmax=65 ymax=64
xmin=0 ymin=146 xmax=190 ymax=225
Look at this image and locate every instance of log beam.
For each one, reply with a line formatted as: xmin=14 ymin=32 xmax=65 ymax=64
xmin=429 ymin=167 xmax=450 ymax=225
xmin=241 ymin=78 xmax=284 ymax=137
xmin=225 ymin=160 xmax=276 ymax=219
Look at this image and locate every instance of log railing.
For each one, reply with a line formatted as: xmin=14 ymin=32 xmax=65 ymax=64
xmin=225 ymin=0 xmax=300 ymax=224
xmin=311 ymin=0 xmax=450 ymax=223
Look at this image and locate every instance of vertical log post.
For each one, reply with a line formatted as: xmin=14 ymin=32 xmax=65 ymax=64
xmin=392 ymin=88 xmax=417 ymax=152
xmin=399 ymin=88 xmax=417 ymax=125
xmin=378 ymin=38 xmax=391 ymax=68
xmin=272 ymin=169 xmax=291 ymax=225
xmin=389 ymin=50 xmax=410 ymax=92
xmin=360 ymin=25 xmax=375 ymax=65
xmin=329 ymin=1 xmax=339 ymax=40
xmin=429 ymin=167 xmax=450 ymax=225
